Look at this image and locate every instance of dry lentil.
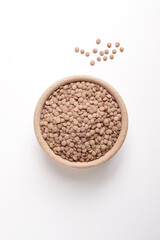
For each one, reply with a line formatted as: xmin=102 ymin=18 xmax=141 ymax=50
xmin=107 ymin=43 xmax=112 ymax=48
xmin=104 ymin=49 xmax=109 ymax=54
xmin=115 ymin=42 xmax=120 ymax=47
xmin=99 ymin=51 xmax=104 ymax=56
xmin=93 ymin=48 xmax=98 ymax=53
xmin=103 ymin=56 xmax=107 ymax=61
xmin=112 ymin=49 xmax=117 ymax=54
xmin=80 ymin=49 xmax=85 ymax=54
xmin=40 ymin=81 xmax=122 ymax=162
xmin=75 ymin=47 xmax=79 ymax=52
xmin=62 ymin=140 xmax=66 ymax=146
xmin=90 ymin=60 xmax=95 ymax=66
xmin=96 ymin=39 xmax=101 ymax=44
xmin=97 ymin=56 xmax=101 ymax=62
xmin=120 ymin=47 xmax=124 ymax=52
xmin=85 ymin=52 xmax=90 ymax=57
xmin=110 ymin=54 xmax=114 ymax=60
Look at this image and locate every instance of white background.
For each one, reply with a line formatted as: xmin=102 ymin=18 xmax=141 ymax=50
xmin=0 ymin=0 xmax=160 ymax=239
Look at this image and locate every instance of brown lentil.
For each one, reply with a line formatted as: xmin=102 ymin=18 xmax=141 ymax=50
xmin=115 ymin=42 xmax=120 ymax=47
xmin=99 ymin=51 xmax=104 ymax=56
xmin=40 ymin=81 xmax=122 ymax=162
xmin=120 ymin=47 xmax=124 ymax=52
xmin=93 ymin=48 xmax=98 ymax=53
xmin=112 ymin=49 xmax=117 ymax=54
xmin=107 ymin=43 xmax=112 ymax=48
xmin=80 ymin=49 xmax=85 ymax=54
xmin=96 ymin=39 xmax=101 ymax=44
xmin=90 ymin=60 xmax=95 ymax=66
xmin=85 ymin=52 xmax=90 ymax=57
xmin=97 ymin=56 xmax=101 ymax=62
xmin=75 ymin=47 xmax=79 ymax=52
xmin=110 ymin=54 xmax=114 ymax=60
xmin=105 ymin=49 xmax=109 ymax=54
xmin=103 ymin=56 xmax=107 ymax=61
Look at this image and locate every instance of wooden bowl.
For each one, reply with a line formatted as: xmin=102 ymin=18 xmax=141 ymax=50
xmin=34 ymin=75 xmax=128 ymax=168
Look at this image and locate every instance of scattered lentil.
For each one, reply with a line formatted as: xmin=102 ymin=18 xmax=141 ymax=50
xmin=80 ymin=49 xmax=85 ymax=54
xmin=97 ymin=56 xmax=101 ymax=62
xmin=112 ymin=49 xmax=117 ymax=54
xmin=107 ymin=43 xmax=112 ymax=48
xmin=93 ymin=48 xmax=98 ymax=53
xmin=99 ymin=51 xmax=104 ymax=56
xmin=120 ymin=47 xmax=124 ymax=52
xmin=103 ymin=56 xmax=107 ymax=61
xmin=85 ymin=52 xmax=90 ymax=57
xmin=110 ymin=54 xmax=114 ymax=60
xmin=40 ymin=81 xmax=122 ymax=162
xmin=105 ymin=49 xmax=109 ymax=54
xmin=90 ymin=60 xmax=95 ymax=66
xmin=75 ymin=47 xmax=79 ymax=52
xmin=96 ymin=39 xmax=101 ymax=44
xmin=115 ymin=42 xmax=120 ymax=47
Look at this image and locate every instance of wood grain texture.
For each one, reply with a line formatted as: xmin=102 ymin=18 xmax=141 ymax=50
xmin=34 ymin=75 xmax=128 ymax=169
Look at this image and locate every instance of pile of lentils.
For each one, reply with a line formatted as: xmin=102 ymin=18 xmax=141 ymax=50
xmin=40 ymin=81 xmax=122 ymax=162
xmin=75 ymin=39 xmax=124 ymax=66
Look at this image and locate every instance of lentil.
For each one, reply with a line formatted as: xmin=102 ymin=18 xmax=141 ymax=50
xmin=96 ymin=39 xmax=101 ymax=44
xmin=90 ymin=60 xmax=95 ymax=66
xmin=75 ymin=47 xmax=79 ymax=52
xmin=97 ymin=56 xmax=101 ymax=62
xmin=115 ymin=42 xmax=120 ymax=47
xmin=85 ymin=52 xmax=90 ymax=57
xmin=120 ymin=47 xmax=124 ymax=52
xmin=105 ymin=49 xmax=109 ymax=54
xmin=107 ymin=43 xmax=112 ymax=48
xmin=99 ymin=51 xmax=104 ymax=56
xmin=93 ymin=48 xmax=98 ymax=53
xmin=80 ymin=49 xmax=85 ymax=54
xmin=103 ymin=56 xmax=107 ymax=61
xmin=112 ymin=49 xmax=117 ymax=54
xmin=110 ymin=54 xmax=114 ymax=60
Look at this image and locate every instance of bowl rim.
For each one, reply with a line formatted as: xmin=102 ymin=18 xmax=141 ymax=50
xmin=34 ymin=75 xmax=128 ymax=168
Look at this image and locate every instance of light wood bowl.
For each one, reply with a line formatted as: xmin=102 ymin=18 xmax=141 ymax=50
xmin=34 ymin=75 xmax=128 ymax=168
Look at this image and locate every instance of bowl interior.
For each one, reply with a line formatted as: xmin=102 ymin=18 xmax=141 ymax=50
xmin=34 ymin=75 xmax=128 ymax=168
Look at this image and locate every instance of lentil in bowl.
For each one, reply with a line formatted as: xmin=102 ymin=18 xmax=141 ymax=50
xmin=34 ymin=75 xmax=128 ymax=168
